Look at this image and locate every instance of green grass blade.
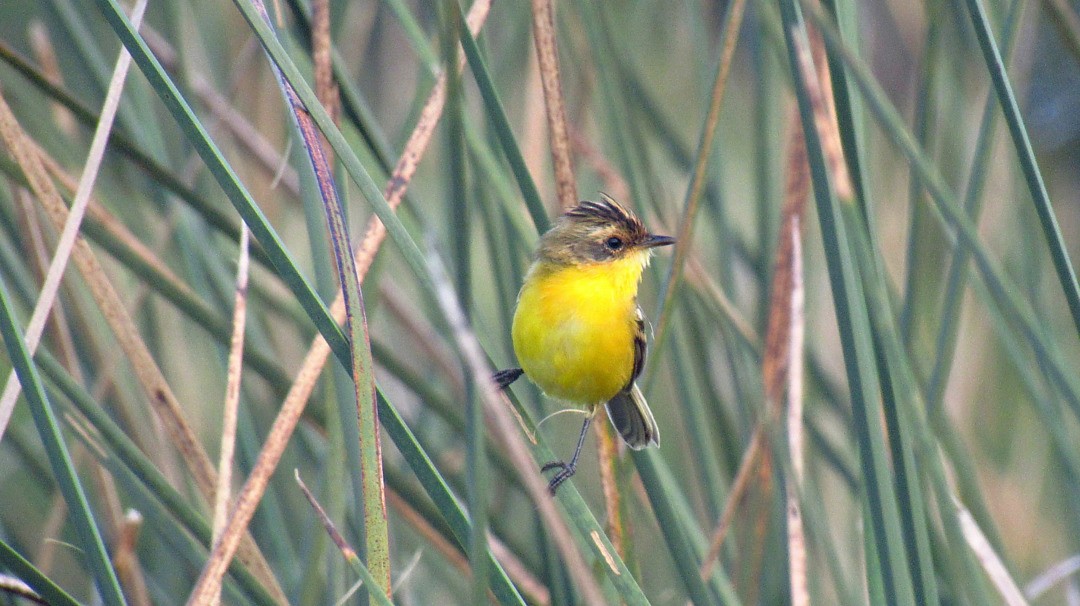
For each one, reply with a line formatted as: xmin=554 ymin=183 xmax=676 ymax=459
xmin=963 ymin=0 xmax=1080 ymax=343
xmin=282 ymin=0 xmax=399 ymax=176
xmin=821 ymin=0 xmax=939 ymax=598
xmin=0 ymin=42 xmax=273 ymax=267
xmin=0 ymin=275 xmax=127 ymax=606
xmin=88 ymin=0 xmax=350 ymax=363
xmin=843 ymin=222 xmax=998 ymax=603
xmin=439 ymin=6 xmax=489 ymax=605
xmin=633 ymin=449 xmax=739 ymax=605
xmin=844 ymin=203 xmax=939 ymax=605
xmin=246 ymin=0 xmax=392 ymax=592
xmin=800 ymin=0 xmax=1080 ymax=427
xmin=0 ymin=537 xmax=81 ymax=606
xmin=776 ymin=2 xmax=916 ymax=602
xmin=227 ymin=0 xmax=445 ymax=311
xmin=917 ymin=3 xmax=1022 ymax=388
xmin=35 ymin=349 xmax=280 ymax=606
xmin=651 ymin=0 xmax=746 ymax=358
xmin=376 ymin=388 xmax=528 ymax=606
xmin=897 ymin=4 xmax=945 ymax=344
xmin=457 ymin=20 xmax=550 ymax=234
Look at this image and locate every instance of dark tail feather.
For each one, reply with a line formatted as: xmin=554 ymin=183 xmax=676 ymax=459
xmin=493 ymin=368 xmax=524 ymax=390
xmin=604 ymin=384 xmax=659 ymax=449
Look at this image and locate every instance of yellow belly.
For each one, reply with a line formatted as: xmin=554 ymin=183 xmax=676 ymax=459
xmin=511 ymin=258 xmax=643 ymax=406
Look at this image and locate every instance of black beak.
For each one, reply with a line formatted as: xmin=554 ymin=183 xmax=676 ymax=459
xmin=642 ymin=234 xmax=676 ymax=248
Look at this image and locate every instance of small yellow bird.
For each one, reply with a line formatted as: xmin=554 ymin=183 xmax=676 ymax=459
xmin=495 ymin=195 xmax=674 ymax=493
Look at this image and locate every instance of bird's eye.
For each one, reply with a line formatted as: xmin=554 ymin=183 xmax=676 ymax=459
xmin=605 ymin=236 xmax=624 ymax=251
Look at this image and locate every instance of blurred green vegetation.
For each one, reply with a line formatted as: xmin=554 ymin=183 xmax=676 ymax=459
xmin=0 ymin=0 xmax=1078 ymax=604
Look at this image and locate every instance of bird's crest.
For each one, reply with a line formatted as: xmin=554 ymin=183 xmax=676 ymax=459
xmin=563 ymin=194 xmax=645 ymax=236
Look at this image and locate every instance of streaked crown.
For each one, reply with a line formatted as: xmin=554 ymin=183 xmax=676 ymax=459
xmin=536 ymin=194 xmax=674 ymax=265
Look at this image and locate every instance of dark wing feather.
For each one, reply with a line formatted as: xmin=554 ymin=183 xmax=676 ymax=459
xmin=629 ymin=308 xmax=646 ymax=387
xmin=605 ymin=307 xmax=660 ymax=449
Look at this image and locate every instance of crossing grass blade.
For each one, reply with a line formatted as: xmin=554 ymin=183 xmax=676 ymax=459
xmin=777 ymin=2 xmax=916 ymax=602
xmin=0 ymin=276 xmax=127 ymax=606
xmin=3 ymin=1 xmax=1080 ymax=603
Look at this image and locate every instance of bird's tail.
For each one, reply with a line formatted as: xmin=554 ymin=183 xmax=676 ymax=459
xmin=604 ymin=384 xmax=660 ymax=449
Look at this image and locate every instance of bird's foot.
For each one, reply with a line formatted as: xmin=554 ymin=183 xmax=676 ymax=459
xmin=541 ymin=460 xmax=576 ymax=494
xmin=493 ymin=368 xmax=524 ymax=390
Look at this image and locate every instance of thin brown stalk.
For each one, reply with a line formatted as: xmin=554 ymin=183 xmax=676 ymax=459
xmin=113 ymin=510 xmax=151 ymax=606
xmin=531 ymin=0 xmax=577 ymax=210
xmin=0 ymin=75 xmax=287 ymax=606
xmin=185 ymin=1 xmax=493 ymax=601
xmin=783 ymin=215 xmax=808 ymax=606
xmin=27 ymin=22 xmax=76 ymax=136
xmin=295 ymin=471 xmax=358 ymax=563
xmin=426 ymin=253 xmax=607 ymax=606
xmin=522 ymin=51 xmax=553 ymax=212
xmin=784 ymin=28 xmax=845 ymax=604
xmin=594 ymin=420 xmax=625 ymax=557
xmin=0 ymin=0 xmax=145 ymax=443
xmin=140 ymin=27 xmax=301 ymax=195
xmin=762 ymin=111 xmax=809 ymax=417
xmin=312 ymin=0 xmax=339 ymax=156
xmin=797 ymin=26 xmax=852 ymax=203
xmin=386 ymin=488 xmax=470 ymax=576
xmin=779 ymin=28 xmax=851 ymax=604
xmin=487 ymin=535 xmax=551 ymax=606
xmin=769 ymin=47 xmax=814 ymax=604
xmin=14 ymin=192 xmax=81 ymax=385
xmin=569 ymin=125 xmax=630 ymax=204
xmin=699 ymin=427 xmax=763 ymax=580
xmin=653 ymin=0 xmax=749 ymax=349
xmin=210 ymin=227 xmax=250 ymax=606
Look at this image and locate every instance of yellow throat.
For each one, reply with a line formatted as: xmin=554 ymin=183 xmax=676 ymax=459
xmin=511 ymin=251 xmax=650 ymax=406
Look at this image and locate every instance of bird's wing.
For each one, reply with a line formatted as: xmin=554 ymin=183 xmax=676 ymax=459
xmin=606 ymin=307 xmax=660 ymax=449
xmin=629 ymin=307 xmax=647 ymax=388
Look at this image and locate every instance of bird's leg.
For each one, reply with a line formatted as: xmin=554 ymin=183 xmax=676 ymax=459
xmin=542 ymin=415 xmax=593 ymax=494
xmin=493 ymin=368 xmax=524 ymax=390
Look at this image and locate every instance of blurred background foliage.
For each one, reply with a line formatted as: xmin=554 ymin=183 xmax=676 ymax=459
xmin=0 ymin=0 xmax=1078 ymax=604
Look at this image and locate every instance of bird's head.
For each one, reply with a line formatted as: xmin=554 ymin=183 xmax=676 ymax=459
xmin=536 ymin=194 xmax=675 ymax=266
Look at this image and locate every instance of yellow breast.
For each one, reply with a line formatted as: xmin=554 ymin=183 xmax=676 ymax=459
xmin=511 ymin=254 xmax=646 ymax=406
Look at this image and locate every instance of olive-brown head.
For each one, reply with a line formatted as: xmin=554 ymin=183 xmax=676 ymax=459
xmin=536 ymin=194 xmax=675 ymax=266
